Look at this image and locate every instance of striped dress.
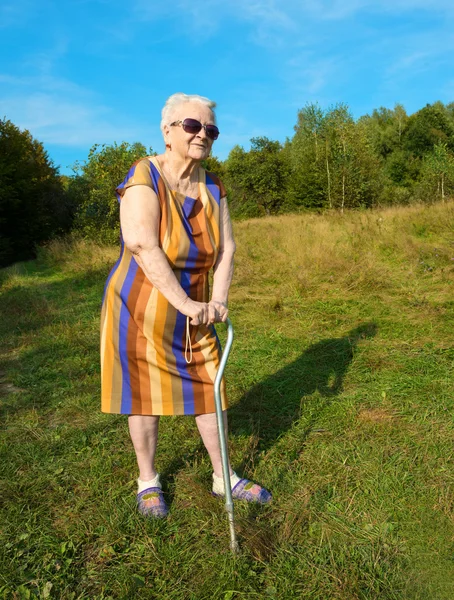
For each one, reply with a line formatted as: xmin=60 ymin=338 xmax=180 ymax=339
xmin=100 ymin=156 xmax=228 ymax=416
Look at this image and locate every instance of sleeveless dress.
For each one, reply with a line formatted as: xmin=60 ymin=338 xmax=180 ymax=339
xmin=100 ymin=156 xmax=228 ymax=416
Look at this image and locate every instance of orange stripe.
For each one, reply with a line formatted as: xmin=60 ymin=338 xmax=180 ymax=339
xmin=190 ymin=201 xmax=214 ymax=272
xmin=143 ymin=287 xmax=163 ymax=413
xmin=152 ymin=288 xmax=177 ymax=415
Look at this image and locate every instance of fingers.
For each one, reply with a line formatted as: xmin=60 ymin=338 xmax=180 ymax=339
xmin=208 ymin=301 xmax=228 ymax=323
xmin=190 ymin=302 xmax=209 ymax=326
xmin=208 ymin=302 xmax=217 ymax=324
xmin=186 ymin=301 xmax=228 ymax=326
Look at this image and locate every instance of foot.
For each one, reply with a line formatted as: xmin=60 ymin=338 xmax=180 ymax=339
xmin=137 ymin=487 xmax=168 ymax=518
xmin=213 ymin=478 xmax=272 ymax=504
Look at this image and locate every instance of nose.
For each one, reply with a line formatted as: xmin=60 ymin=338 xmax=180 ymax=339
xmin=196 ymin=126 xmax=208 ymax=140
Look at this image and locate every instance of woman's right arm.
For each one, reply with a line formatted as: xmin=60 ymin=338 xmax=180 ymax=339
xmin=120 ymin=184 xmax=209 ymax=325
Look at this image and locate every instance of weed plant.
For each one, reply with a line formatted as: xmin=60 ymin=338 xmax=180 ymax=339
xmin=1 ymin=202 xmax=454 ymax=599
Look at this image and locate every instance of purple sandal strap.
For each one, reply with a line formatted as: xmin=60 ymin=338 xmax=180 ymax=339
xmin=137 ymin=486 xmax=168 ymax=518
xmin=231 ymin=478 xmax=272 ymax=504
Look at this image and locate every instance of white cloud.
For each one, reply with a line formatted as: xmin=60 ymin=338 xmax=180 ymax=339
xmin=133 ymin=0 xmax=454 ymax=32
xmin=0 ymin=92 xmax=143 ymax=146
xmin=0 ymin=70 xmax=153 ymax=147
xmin=133 ymin=0 xmax=297 ymax=43
xmin=0 ymin=0 xmax=37 ymax=29
xmin=302 ymin=0 xmax=454 ymax=20
xmin=381 ymin=27 xmax=454 ymax=91
xmin=286 ymin=54 xmax=340 ymax=95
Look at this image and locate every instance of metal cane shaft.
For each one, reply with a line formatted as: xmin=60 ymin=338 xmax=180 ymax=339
xmin=214 ymin=318 xmax=239 ymax=554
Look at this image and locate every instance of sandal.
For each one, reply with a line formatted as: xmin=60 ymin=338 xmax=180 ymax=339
xmin=137 ymin=487 xmax=168 ymax=518
xmin=213 ymin=479 xmax=272 ymax=504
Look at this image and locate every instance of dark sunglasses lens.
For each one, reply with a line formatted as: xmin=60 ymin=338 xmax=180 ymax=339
xmin=206 ymin=125 xmax=219 ymax=140
xmin=182 ymin=118 xmax=202 ymax=134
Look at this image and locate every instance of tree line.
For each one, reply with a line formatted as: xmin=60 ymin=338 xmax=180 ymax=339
xmin=1 ymin=100 xmax=454 ymax=266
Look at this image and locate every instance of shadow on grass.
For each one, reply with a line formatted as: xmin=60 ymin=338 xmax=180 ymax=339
xmin=159 ymin=322 xmax=377 ymax=508
xmin=230 ymin=322 xmax=378 ymax=459
xmin=1 ymin=262 xmax=377 ymax=518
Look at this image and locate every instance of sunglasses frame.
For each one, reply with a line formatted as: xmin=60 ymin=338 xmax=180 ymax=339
xmin=170 ymin=118 xmax=220 ymax=140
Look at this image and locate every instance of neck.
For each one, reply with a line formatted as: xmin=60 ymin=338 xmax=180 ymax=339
xmin=162 ymin=151 xmax=200 ymax=181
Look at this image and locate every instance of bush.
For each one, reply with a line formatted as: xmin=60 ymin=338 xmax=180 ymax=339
xmin=0 ymin=119 xmax=69 ymax=267
xmin=71 ymin=142 xmax=153 ymax=244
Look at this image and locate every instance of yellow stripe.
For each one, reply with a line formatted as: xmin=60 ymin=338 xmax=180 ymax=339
xmin=151 ymin=287 xmax=176 ymax=415
xmin=143 ymin=286 xmax=163 ymax=414
xmin=101 ymin=249 xmax=133 ymax=412
xmin=200 ymin=169 xmax=220 ymax=262
xmin=149 ymin=156 xmax=173 ymax=256
xmin=101 ymin=254 xmax=124 ymax=411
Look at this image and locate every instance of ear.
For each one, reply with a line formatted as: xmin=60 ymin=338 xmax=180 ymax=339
xmin=163 ymin=124 xmax=171 ymax=145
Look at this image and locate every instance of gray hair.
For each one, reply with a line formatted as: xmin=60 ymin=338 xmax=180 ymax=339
xmin=160 ymin=93 xmax=217 ymax=134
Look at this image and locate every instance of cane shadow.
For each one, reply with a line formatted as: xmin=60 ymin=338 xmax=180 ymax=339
xmin=159 ymin=322 xmax=377 ymax=505
xmin=228 ymin=322 xmax=378 ymax=469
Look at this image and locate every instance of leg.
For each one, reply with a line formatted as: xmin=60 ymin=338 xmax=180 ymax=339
xmin=195 ymin=410 xmax=233 ymax=478
xmin=128 ymin=415 xmax=160 ymax=481
xmin=129 ymin=415 xmax=168 ymax=518
xmin=196 ymin=411 xmax=272 ymax=504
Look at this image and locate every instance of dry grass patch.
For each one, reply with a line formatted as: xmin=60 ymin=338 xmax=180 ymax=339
xmin=357 ymin=407 xmax=396 ymax=424
xmin=36 ymin=236 xmax=118 ymax=274
xmin=233 ymin=201 xmax=454 ymax=302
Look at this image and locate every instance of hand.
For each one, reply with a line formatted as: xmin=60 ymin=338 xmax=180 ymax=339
xmin=178 ymin=298 xmax=210 ymax=326
xmin=178 ymin=298 xmax=228 ymax=326
xmin=208 ymin=300 xmax=228 ymax=324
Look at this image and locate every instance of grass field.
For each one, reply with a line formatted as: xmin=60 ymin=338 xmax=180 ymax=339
xmin=1 ymin=202 xmax=454 ymax=599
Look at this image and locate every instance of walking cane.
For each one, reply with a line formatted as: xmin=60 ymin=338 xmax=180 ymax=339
xmin=214 ymin=317 xmax=239 ymax=554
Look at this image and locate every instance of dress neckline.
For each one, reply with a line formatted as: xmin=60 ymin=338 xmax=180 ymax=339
xmin=149 ymin=156 xmax=201 ymax=201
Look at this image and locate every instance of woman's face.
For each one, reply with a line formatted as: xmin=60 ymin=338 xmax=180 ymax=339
xmin=165 ymin=101 xmax=216 ymax=162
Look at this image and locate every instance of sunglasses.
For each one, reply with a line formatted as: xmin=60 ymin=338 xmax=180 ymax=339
xmin=170 ymin=118 xmax=220 ymax=140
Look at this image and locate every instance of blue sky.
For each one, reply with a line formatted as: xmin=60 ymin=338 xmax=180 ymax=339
xmin=1 ymin=0 xmax=453 ymax=174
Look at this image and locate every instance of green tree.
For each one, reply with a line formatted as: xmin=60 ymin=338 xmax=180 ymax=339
xmin=201 ymin=155 xmax=225 ymax=180
xmin=71 ymin=142 xmax=152 ymax=244
xmin=403 ymin=102 xmax=454 ymax=158
xmin=0 ymin=118 xmax=68 ymax=267
xmin=323 ymin=104 xmax=381 ymax=211
xmin=418 ymin=142 xmax=454 ymax=202
xmin=359 ymin=104 xmax=408 ymax=159
xmin=224 ymin=137 xmax=290 ymax=217
xmin=287 ymin=103 xmax=382 ymax=211
xmin=286 ymin=103 xmax=327 ymax=210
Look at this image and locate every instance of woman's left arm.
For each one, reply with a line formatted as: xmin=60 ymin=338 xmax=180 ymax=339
xmin=209 ymin=197 xmax=236 ymax=322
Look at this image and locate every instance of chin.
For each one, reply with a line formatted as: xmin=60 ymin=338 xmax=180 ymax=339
xmin=189 ymin=149 xmax=209 ymax=161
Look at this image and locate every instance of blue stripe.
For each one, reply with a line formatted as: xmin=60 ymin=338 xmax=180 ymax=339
xmin=179 ymin=198 xmax=199 ymax=271
xmin=172 ymin=270 xmax=195 ymax=414
xmin=212 ymin=323 xmax=222 ymax=353
xmin=118 ymin=258 xmax=139 ymax=413
xmin=149 ymin=161 xmax=161 ymax=193
xmin=205 ymin=173 xmax=220 ymax=205
xmin=116 ymin=164 xmax=138 ymax=197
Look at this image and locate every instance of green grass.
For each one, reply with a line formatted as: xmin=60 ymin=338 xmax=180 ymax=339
xmin=1 ymin=202 xmax=454 ymax=599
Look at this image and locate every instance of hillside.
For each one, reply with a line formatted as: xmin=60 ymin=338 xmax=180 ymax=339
xmin=1 ymin=202 xmax=454 ymax=599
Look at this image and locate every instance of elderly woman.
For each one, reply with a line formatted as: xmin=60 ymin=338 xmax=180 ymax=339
xmin=100 ymin=93 xmax=271 ymax=517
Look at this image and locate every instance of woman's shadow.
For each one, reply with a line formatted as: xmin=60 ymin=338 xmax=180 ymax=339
xmin=228 ymin=322 xmax=377 ymax=462
xmin=161 ymin=322 xmax=377 ymax=491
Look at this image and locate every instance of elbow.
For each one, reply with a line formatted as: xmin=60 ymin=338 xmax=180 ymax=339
xmin=123 ymin=237 xmax=142 ymax=256
xmin=123 ymin=237 xmax=158 ymax=258
xmin=224 ymin=240 xmax=236 ymax=256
